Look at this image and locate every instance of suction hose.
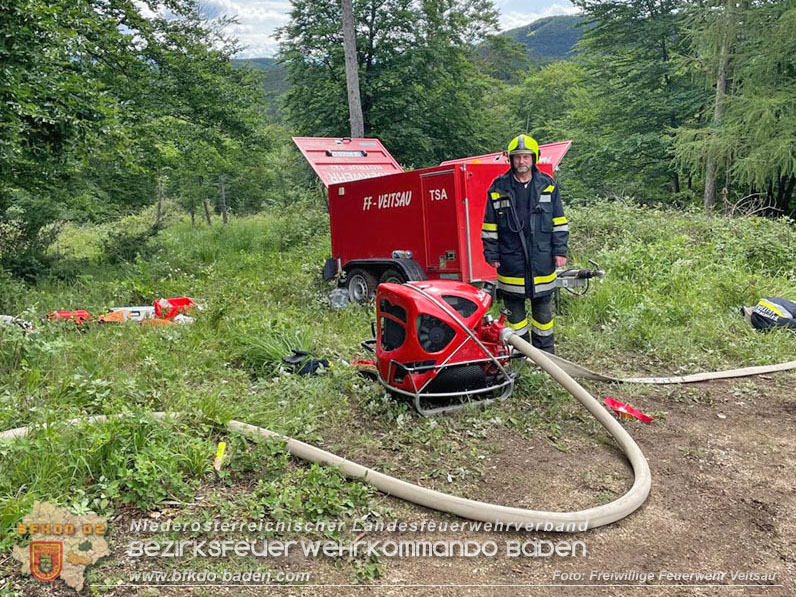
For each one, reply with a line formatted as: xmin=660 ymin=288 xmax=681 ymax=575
xmin=1 ymin=329 xmax=651 ymax=531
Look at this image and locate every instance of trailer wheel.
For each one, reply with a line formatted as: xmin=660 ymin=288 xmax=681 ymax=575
xmin=379 ymin=268 xmax=406 ymax=285
xmin=346 ymin=268 xmax=377 ymax=302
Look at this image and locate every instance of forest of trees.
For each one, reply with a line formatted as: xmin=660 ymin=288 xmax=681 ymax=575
xmin=1 ymin=0 xmax=794 ymax=277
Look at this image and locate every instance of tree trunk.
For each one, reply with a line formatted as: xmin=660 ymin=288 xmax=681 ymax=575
xmin=778 ymin=174 xmax=796 ymax=216
xmin=704 ymin=0 xmax=734 ymax=210
xmin=155 ymin=177 xmax=164 ymax=228
xmin=341 ymin=0 xmax=364 ymax=137
xmin=203 ymin=198 xmax=212 ymax=226
xmin=219 ymin=175 xmax=228 ymax=225
xmin=190 ymin=204 xmax=196 ymax=229
xmin=704 ymin=159 xmax=720 ymax=210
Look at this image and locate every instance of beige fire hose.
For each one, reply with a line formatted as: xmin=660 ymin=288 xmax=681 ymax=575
xmin=0 ymin=329 xmax=652 ymax=531
xmin=540 ymin=352 xmax=796 ymax=384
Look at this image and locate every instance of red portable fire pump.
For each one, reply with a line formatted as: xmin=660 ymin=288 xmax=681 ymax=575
xmin=361 ymin=279 xmax=516 ymax=415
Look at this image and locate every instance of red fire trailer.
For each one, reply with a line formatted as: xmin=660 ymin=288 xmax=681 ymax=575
xmin=293 ymin=137 xmax=572 ymax=301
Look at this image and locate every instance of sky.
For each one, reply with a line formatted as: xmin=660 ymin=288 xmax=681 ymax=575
xmin=192 ymin=0 xmax=580 ymax=58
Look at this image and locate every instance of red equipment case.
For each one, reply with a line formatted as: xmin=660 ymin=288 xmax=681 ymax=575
xmin=294 ymin=137 xmax=571 ymax=298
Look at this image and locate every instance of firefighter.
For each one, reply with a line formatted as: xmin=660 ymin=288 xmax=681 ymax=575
xmin=481 ymin=134 xmax=568 ymax=353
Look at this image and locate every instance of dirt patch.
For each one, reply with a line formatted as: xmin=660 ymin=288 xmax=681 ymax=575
xmin=362 ymin=373 xmax=795 ymax=596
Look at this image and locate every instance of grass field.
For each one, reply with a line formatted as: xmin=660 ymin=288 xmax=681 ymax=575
xmin=1 ymin=198 xmax=794 ymax=593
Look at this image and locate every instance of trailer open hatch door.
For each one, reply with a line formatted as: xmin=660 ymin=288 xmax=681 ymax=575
xmin=440 ymin=140 xmax=572 ymax=177
xmin=292 ymin=137 xmax=403 ymax=187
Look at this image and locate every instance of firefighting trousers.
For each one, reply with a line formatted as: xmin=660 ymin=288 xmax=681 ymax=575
xmin=502 ymin=293 xmax=555 ymax=354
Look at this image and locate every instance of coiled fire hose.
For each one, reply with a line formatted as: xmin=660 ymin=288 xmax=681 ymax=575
xmin=0 ymin=327 xmax=651 ymax=531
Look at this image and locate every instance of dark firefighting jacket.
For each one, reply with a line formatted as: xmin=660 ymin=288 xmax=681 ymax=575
xmin=481 ymin=169 xmax=568 ymax=298
xmin=747 ymin=297 xmax=796 ymax=330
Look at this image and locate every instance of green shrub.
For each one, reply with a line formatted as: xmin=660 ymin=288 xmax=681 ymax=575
xmin=0 ymin=412 xmax=216 ymax=546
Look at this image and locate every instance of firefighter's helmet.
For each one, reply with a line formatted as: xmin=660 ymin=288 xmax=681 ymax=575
xmin=507 ymin=134 xmax=539 ymax=162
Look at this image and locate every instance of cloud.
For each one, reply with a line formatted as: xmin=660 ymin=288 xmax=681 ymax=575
xmin=498 ymin=3 xmax=581 ymax=31
xmin=196 ymin=0 xmax=292 ymax=57
xmin=135 ymin=0 xmax=290 ymax=57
